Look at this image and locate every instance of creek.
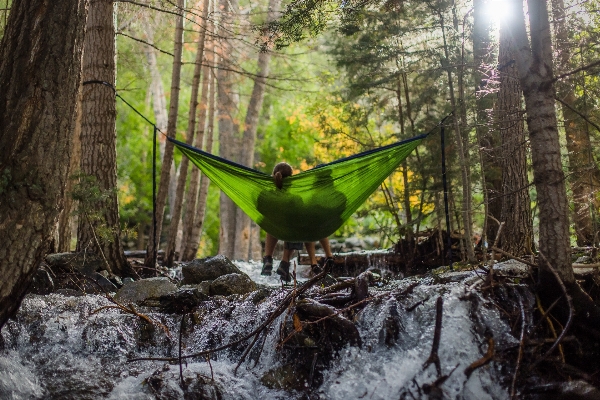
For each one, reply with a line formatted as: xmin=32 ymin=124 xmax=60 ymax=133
xmin=0 ymin=258 xmax=532 ymax=399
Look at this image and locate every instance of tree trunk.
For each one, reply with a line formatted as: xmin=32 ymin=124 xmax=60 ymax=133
xmin=233 ymin=0 xmax=280 ymax=261
xmin=76 ymin=0 xmax=133 ymax=276
xmin=185 ymin=67 xmax=217 ymax=259
xmin=144 ymin=26 xmax=168 ymax=152
xmin=439 ymin=10 xmax=475 ymax=262
xmin=551 ymin=0 xmax=600 ymax=246
xmin=144 ymin=0 xmax=185 ymax=267
xmin=473 ymin=0 xmax=501 ymax=247
xmin=0 ymin=0 xmax=89 ymax=329
xmin=164 ymin=0 xmax=210 ymax=267
xmin=216 ymin=0 xmax=239 ymax=259
xmin=180 ymin=9 xmax=215 ymax=261
xmin=57 ymin=86 xmax=83 ymax=252
xmin=511 ymin=0 xmax=573 ymax=284
xmin=497 ymin=10 xmax=534 ymax=256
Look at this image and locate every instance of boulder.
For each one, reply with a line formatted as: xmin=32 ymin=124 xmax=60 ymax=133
xmin=209 ymin=273 xmax=257 ymax=296
xmin=44 ymin=251 xmax=104 ymax=275
xmin=155 ymin=288 xmax=209 ymax=314
xmin=181 ymin=255 xmax=244 ymax=284
xmin=113 ymin=277 xmax=177 ymax=305
xmin=181 ymin=282 xmax=212 ymax=296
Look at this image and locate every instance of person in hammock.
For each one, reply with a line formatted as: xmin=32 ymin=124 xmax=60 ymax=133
xmin=258 ymin=162 xmax=335 ymax=282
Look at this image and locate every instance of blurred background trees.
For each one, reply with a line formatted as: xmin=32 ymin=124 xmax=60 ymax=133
xmin=2 ymin=0 xmax=600 ymax=265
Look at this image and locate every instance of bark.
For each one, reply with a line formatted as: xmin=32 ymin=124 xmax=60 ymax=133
xmin=164 ymin=0 xmax=210 ymax=267
xmin=551 ymin=0 xmax=600 ymax=246
xmin=144 ymin=24 xmax=175 ymax=251
xmin=233 ymin=0 xmax=280 ymax=261
xmin=57 ymin=86 xmax=83 ymax=252
xmin=0 ymin=0 xmax=89 ymax=329
xmin=185 ymin=67 xmax=217 ymax=259
xmin=77 ymin=0 xmax=133 ymax=276
xmin=497 ymin=9 xmax=534 ymax=256
xmin=395 ymin=77 xmax=413 ymax=243
xmin=473 ymin=0 xmax=501 ymax=246
xmin=180 ymin=12 xmax=215 ymax=262
xmin=144 ymin=0 xmax=185 ymax=267
xmin=216 ymin=0 xmax=239 ymax=259
xmin=510 ymin=0 xmax=573 ymax=284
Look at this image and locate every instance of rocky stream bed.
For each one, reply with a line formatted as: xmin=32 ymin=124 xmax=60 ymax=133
xmin=1 ymin=253 xmax=599 ymax=399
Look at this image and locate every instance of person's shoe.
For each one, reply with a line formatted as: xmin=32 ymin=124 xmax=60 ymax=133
xmin=261 ymin=256 xmax=273 ymax=276
xmin=276 ymin=260 xmax=291 ymax=282
xmin=311 ymin=264 xmax=323 ymax=275
xmin=324 ymin=257 xmax=335 ymax=271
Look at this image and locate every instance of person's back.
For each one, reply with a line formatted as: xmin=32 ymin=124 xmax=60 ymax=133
xmin=260 ymin=162 xmax=335 ymax=281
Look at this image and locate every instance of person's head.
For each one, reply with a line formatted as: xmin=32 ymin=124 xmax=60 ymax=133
xmin=273 ymin=162 xmax=293 ymax=189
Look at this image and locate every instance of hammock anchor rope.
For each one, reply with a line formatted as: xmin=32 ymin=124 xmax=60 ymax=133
xmin=84 ymin=79 xmax=454 ymax=268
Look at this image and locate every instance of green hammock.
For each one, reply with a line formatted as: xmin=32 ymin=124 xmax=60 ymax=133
xmin=170 ymin=134 xmax=426 ymax=242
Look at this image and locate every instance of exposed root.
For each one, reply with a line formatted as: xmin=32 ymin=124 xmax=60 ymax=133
xmin=422 ymin=296 xmax=443 ymax=377
xmin=464 ymin=336 xmax=495 ymax=378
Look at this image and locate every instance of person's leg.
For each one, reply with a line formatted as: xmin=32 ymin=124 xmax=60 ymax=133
xmin=304 ymin=242 xmax=317 ymax=265
xmin=264 ymin=233 xmax=278 ymax=257
xmin=261 ymin=233 xmax=279 ymax=275
xmin=281 ymin=248 xmax=292 ymax=262
xmin=319 ymin=238 xmax=333 ymax=258
xmin=276 ymin=247 xmax=293 ymax=282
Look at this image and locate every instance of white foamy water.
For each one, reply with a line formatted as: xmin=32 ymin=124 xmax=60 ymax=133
xmin=0 ymin=261 xmax=528 ymax=399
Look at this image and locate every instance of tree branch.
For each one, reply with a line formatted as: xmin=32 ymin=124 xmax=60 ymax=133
xmin=552 ymin=59 xmax=600 ymax=83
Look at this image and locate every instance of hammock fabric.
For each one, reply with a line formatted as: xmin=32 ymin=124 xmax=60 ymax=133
xmin=170 ymin=134 xmax=426 ymax=242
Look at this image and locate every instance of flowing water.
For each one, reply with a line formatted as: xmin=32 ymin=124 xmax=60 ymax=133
xmin=0 ymin=260 xmax=530 ymax=399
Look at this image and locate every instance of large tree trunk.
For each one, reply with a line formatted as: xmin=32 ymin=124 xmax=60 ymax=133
xmin=164 ymin=0 xmax=210 ymax=267
xmin=233 ymin=0 xmax=280 ymax=261
xmin=216 ymin=0 xmax=239 ymax=259
xmin=0 ymin=0 xmax=89 ymax=329
xmin=551 ymin=0 xmax=600 ymax=246
xmin=77 ymin=0 xmax=133 ymax=276
xmin=497 ymin=10 xmax=534 ymax=256
xmin=511 ymin=0 xmax=573 ymax=284
xmin=57 ymin=86 xmax=83 ymax=252
xmin=144 ymin=0 xmax=185 ymax=267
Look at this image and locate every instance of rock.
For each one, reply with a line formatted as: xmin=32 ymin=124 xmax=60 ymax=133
xmin=575 ymin=255 xmax=591 ymax=264
xmin=29 ymin=267 xmax=54 ymax=295
xmin=181 ymin=255 xmax=244 ymax=284
xmin=44 ymin=251 xmax=104 ymax=275
xmin=54 ymin=288 xmax=85 ymax=297
xmin=109 ymin=275 xmax=123 ymax=288
xmin=261 ymin=363 xmax=311 ymax=391
xmin=145 ymin=366 xmax=223 ymax=399
xmin=246 ymin=287 xmax=273 ymax=304
xmin=209 ymin=273 xmax=257 ymax=296
xmin=113 ymin=277 xmax=177 ymax=304
xmin=296 ymin=298 xmax=362 ymax=348
xmin=155 ymin=288 xmax=209 ymax=314
xmin=88 ymin=272 xmax=118 ymax=293
xmin=345 ymin=237 xmax=365 ymax=249
xmin=181 ymin=282 xmax=212 ymax=296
